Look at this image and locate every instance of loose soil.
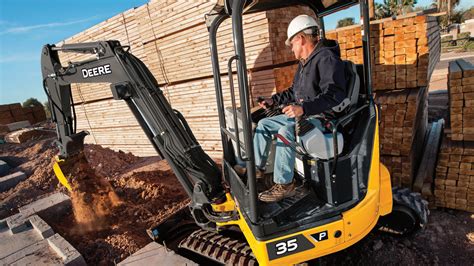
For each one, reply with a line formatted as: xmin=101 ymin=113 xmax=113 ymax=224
xmin=1 ymin=131 xmax=472 ymax=265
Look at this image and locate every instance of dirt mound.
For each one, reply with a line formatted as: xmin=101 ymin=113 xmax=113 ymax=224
xmin=42 ymin=158 xmax=189 ymax=265
xmin=0 ymin=137 xmax=58 ymax=218
xmin=83 ymin=144 xmax=139 ymax=178
xmin=60 ymin=152 xmax=122 ymax=232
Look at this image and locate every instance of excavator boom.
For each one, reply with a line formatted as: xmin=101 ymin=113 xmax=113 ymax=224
xmin=41 ymin=41 xmax=227 ymax=228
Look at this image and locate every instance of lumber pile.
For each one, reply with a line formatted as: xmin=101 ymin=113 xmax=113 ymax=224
xmin=447 ymin=59 xmax=474 ymax=141
xmin=434 ymin=139 xmax=474 ymax=212
xmin=376 ymin=87 xmax=428 ymax=187
xmin=326 ymin=14 xmax=440 ymax=90
xmin=57 ymin=2 xmax=313 ymax=157
xmin=56 ymin=2 xmax=441 ymax=163
xmin=0 ymin=104 xmax=46 ymax=125
xmin=432 ymin=59 xmax=474 ymax=212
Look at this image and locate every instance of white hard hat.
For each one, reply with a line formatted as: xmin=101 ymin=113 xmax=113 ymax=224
xmin=285 ymin=15 xmax=320 ymax=46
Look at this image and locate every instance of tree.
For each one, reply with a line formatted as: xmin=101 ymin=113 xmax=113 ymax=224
xmin=337 ymin=17 xmax=356 ymax=28
xmin=22 ymin=98 xmax=43 ymax=108
xmin=375 ymin=0 xmax=418 ymax=19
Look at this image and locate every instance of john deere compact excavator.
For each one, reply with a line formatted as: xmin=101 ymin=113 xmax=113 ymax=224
xmin=41 ymin=0 xmax=429 ymax=265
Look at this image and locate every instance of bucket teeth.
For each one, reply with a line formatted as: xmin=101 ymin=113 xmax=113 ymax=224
xmin=179 ymin=229 xmax=257 ymax=265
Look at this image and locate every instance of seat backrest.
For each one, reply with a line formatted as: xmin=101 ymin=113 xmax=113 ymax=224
xmin=331 ymin=60 xmax=360 ymax=115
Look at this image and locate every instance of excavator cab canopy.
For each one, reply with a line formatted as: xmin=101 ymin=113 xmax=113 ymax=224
xmin=206 ymin=0 xmax=359 ymax=28
xmin=206 ymin=0 xmax=374 ymax=229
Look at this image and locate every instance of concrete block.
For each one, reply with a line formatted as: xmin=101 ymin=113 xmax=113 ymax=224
xmin=6 ymin=192 xmax=70 ymax=234
xmin=5 ymin=212 xmax=29 ymax=234
xmin=19 ymin=192 xmax=70 ymax=215
xmin=47 ymin=233 xmax=86 ymax=266
xmin=6 ymin=120 xmax=30 ymax=131
xmin=0 ymin=160 xmax=10 ymax=176
xmin=0 ymin=171 xmax=26 ymax=192
xmin=29 ymin=215 xmax=54 ymax=239
xmin=118 ymin=242 xmax=197 ymax=266
xmin=0 ymin=227 xmax=62 ymax=265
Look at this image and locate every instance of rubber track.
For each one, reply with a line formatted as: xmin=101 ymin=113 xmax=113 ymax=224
xmin=179 ymin=229 xmax=258 ymax=265
xmin=379 ymin=187 xmax=430 ymax=235
xmin=392 ymin=187 xmax=430 ymax=226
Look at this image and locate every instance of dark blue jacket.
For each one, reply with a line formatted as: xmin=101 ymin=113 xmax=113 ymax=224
xmin=271 ymin=39 xmax=346 ymax=117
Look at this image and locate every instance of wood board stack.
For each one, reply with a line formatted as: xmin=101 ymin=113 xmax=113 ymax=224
xmin=0 ymin=104 xmax=46 ymax=125
xmin=447 ymin=59 xmax=474 ymax=141
xmin=56 ymin=1 xmax=313 ymax=157
xmin=325 ymin=13 xmax=440 ymax=90
xmin=376 ymin=87 xmax=428 ymax=187
xmin=57 ymin=6 xmax=161 ymax=156
xmin=434 ymin=139 xmax=474 ymax=212
xmin=432 ymin=59 xmax=474 ymax=212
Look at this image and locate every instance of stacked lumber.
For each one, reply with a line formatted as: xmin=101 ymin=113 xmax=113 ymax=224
xmin=432 ymin=59 xmax=474 ymax=212
xmin=0 ymin=104 xmax=46 ymax=125
xmin=376 ymin=87 xmax=428 ymax=187
xmin=0 ymin=104 xmax=17 ymax=124
xmin=55 ymin=2 xmax=314 ymax=157
xmin=447 ymin=59 xmax=474 ymax=141
xmin=142 ymin=5 xmax=313 ymax=86
xmin=434 ymin=139 xmax=474 ymax=212
xmin=272 ymin=64 xmax=299 ymax=93
xmin=326 ymin=13 xmax=440 ymax=90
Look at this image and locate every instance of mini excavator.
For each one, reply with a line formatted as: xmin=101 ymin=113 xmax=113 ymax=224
xmin=41 ymin=0 xmax=429 ymax=265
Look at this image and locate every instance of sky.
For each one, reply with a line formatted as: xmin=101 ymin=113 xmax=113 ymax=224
xmin=0 ymin=0 xmax=472 ymax=105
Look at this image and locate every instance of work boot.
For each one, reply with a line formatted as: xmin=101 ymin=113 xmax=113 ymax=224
xmin=258 ymin=181 xmax=296 ymax=202
xmin=233 ymin=165 xmax=265 ymax=178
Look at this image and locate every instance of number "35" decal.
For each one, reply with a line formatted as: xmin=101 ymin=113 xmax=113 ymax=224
xmin=267 ymin=235 xmax=315 ymax=260
xmin=275 ymin=239 xmax=298 ymax=255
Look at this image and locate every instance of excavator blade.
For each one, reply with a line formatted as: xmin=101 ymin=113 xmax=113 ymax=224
xmin=52 ymin=152 xmax=122 ymax=230
xmin=53 ymin=157 xmax=72 ymax=191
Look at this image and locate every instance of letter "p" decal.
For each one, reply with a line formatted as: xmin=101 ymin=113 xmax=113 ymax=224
xmin=311 ymin=230 xmax=329 ymax=242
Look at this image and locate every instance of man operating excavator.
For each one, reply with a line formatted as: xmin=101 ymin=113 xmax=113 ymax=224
xmin=235 ymin=14 xmax=347 ymax=202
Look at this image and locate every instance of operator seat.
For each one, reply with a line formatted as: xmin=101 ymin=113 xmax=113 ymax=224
xmin=300 ymin=60 xmax=360 ymax=160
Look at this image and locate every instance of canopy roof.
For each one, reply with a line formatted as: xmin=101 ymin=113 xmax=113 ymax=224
xmin=206 ymin=0 xmax=359 ymax=27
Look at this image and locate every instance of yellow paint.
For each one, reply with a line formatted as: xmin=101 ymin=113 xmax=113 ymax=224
xmin=211 ymin=193 xmax=236 ymax=212
xmin=379 ymin=163 xmax=393 ymax=216
xmin=52 ymin=156 xmax=72 ymax=191
xmin=212 ymin=106 xmax=393 ymax=265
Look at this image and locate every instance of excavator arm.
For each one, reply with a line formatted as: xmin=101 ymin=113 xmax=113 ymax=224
xmin=41 ymin=40 xmax=228 ymax=228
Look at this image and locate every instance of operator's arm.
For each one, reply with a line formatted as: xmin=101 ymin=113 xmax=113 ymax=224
xmin=301 ymin=55 xmax=346 ymax=116
xmin=270 ymin=87 xmax=295 ymax=106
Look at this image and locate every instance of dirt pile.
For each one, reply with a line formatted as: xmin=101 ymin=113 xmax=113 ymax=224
xmin=60 ymin=152 xmax=122 ymax=231
xmin=42 ymin=156 xmax=189 ymax=264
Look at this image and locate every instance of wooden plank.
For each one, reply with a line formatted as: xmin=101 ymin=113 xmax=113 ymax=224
xmin=413 ymin=119 xmax=444 ymax=192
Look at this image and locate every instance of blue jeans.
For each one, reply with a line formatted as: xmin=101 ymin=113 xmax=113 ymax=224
xmin=253 ymin=114 xmax=324 ymax=184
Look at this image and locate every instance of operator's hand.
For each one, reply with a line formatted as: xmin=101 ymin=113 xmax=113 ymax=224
xmin=282 ymin=105 xmax=304 ymax=118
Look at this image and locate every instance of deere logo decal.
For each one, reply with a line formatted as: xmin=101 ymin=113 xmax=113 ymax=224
xmin=82 ymin=64 xmax=112 ymax=78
